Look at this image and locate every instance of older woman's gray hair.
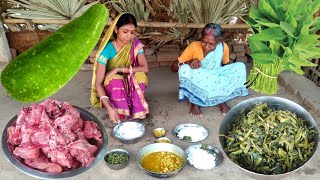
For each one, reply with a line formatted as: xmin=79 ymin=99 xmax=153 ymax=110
xmin=201 ymin=23 xmax=223 ymax=40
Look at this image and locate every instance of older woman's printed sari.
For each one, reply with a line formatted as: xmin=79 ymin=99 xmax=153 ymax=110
xmin=178 ymin=42 xmax=248 ymax=106
xmin=90 ymin=13 xmax=149 ymax=119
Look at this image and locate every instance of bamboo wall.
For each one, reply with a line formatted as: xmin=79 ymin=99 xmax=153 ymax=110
xmin=304 ymin=9 xmax=320 ymax=87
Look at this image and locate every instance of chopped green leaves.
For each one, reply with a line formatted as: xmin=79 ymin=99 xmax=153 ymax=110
xmin=225 ymin=103 xmax=316 ymax=174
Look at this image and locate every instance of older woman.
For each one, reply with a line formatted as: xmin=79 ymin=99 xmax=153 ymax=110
xmin=91 ymin=13 xmax=149 ymax=123
xmin=172 ymin=23 xmax=248 ymax=117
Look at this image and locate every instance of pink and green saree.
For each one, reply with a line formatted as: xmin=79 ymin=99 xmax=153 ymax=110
xmin=91 ymin=13 xmax=149 ymax=120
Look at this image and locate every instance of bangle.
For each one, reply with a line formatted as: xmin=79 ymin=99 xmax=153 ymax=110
xmin=100 ymin=96 xmax=109 ymax=101
xmin=129 ymin=66 xmax=133 ymax=75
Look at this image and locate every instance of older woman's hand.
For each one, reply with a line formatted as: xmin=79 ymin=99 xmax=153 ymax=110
xmin=190 ymin=59 xmax=201 ymax=69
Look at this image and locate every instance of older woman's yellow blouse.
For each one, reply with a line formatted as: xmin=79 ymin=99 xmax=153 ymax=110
xmin=178 ymin=41 xmax=229 ymax=65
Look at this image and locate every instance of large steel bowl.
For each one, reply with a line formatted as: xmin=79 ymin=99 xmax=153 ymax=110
xmin=137 ymin=143 xmax=187 ymax=178
xmin=2 ymin=106 xmax=108 ymax=179
xmin=219 ymin=96 xmax=319 ymax=180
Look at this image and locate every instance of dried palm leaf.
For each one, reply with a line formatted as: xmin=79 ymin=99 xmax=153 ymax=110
xmin=245 ymin=0 xmax=259 ymax=8
xmin=6 ymin=0 xmax=98 ymax=20
xmin=185 ymin=0 xmax=247 ymax=24
xmin=106 ymin=0 xmax=150 ymax=21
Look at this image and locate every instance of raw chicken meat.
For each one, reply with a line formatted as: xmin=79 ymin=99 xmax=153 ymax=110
xmin=24 ymin=155 xmax=63 ymax=173
xmin=69 ymin=140 xmax=98 ymax=167
xmin=6 ymin=99 xmax=102 ymax=173
xmin=13 ymin=146 xmax=40 ymax=159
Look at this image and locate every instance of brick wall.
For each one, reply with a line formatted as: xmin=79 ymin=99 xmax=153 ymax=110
xmin=86 ymin=40 xmax=252 ymax=69
xmin=225 ymin=41 xmax=251 ymax=64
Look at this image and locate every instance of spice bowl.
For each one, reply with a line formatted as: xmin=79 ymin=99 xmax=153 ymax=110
xmin=155 ymin=137 xmax=171 ymax=143
xmin=153 ymin=128 xmax=166 ymax=138
xmin=104 ymin=149 xmax=129 ymax=170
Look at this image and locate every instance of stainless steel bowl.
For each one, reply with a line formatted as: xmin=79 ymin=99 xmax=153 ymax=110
xmin=154 ymin=137 xmax=171 ymax=144
xmin=173 ymin=123 xmax=208 ymax=142
xmin=137 ymin=143 xmax=186 ymax=178
xmin=219 ymin=96 xmax=319 ymax=180
xmin=104 ymin=149 xmax=129 ymax=170
xmin=2 ymin=106 xmax=108 ymax=179
xmin=112 ymin=122 xmax=145 ymax=144
xmin=185 ymin=144 xmax=223 ymax=170
xmin=153 ymin=128 xmax=166 ymax=138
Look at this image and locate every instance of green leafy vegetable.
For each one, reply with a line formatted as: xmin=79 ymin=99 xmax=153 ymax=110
xmin=183 ymin=136 xmax=192 ymax=141
xmin=246 ymin=0 xmax=320 ymax=95
xmin=200 ymin=144 xmax=209 ymax=151
xmin=225 ymin=103 xmax=316 ymax=174
xmin=105 ymin=152 xmax=129 ymax=165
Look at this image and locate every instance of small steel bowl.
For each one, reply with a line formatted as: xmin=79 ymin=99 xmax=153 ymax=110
xmin=112 ymin=122 xmax=145 ymax=144
xmin=154 ymin=137 xmax=171 ymax=144
xmin=185 ymin=144 xmax=223 ymax=170
xmin=104 ymin=149 xmax=129 ymax=170
xmin=153 ymin=128 xmax=166 ymax=138
xmin=2 ymin=106 xmax=108 ymax=179
xmin=137 ymin=143 xmax=186 ymax=178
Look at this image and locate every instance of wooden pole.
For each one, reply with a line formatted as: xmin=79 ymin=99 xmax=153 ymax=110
xmin=136 ymin=21 xmax=249 ymax=29
xmin=3 ymin=19 xmax=70 ymax=25
xmin=3 ymin=18 xmax=250 ymax=29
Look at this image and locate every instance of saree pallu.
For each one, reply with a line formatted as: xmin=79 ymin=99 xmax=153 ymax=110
xmin=178 ymin=43 xmax=248 ymax=107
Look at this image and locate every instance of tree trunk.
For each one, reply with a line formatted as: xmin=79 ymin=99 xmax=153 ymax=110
xmin=0 ymin=21 xmax=11 ymax=62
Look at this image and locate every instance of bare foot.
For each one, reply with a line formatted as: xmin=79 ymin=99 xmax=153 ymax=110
xmin=218 ymin=103 xmax=230 ymax=116
xmin=190 ymin=104 xmax=203 ymax=117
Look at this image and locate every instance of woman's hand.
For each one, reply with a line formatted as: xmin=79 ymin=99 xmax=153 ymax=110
xmin=190 ymin=59 xmax=201 ymax=69
xmin=106 ymin=106 xmax=121 ymax=123
xmin=105 ymin=68 xmax=120 ymax=79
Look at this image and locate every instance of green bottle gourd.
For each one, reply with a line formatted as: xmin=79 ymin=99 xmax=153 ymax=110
xmin=1 ymin=4 xmax=109 ymax=102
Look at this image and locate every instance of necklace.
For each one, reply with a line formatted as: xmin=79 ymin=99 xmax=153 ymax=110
xmin=114 ymin=41 xmax=119 ymax=52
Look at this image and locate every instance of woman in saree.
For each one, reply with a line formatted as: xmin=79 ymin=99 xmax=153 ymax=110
xmin=91 ymin=13 xmax=149 ymax=123
xmin=171 ymin=23 xmax=248 ymax=117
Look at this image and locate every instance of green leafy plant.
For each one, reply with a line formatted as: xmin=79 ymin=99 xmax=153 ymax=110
xmin=246 ymin=0 xmax=320 ymax=94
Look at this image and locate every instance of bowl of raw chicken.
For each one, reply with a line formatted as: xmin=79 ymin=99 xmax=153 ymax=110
xmin=2 ymin=99 xmax=108 ymax=179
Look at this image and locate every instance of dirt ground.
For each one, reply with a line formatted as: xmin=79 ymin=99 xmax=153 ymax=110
xmin=0 ymin=66 xmax=319 ymax=180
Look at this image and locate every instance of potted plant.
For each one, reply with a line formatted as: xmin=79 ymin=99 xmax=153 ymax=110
xmin=246 ymin=0 xmax=320 ymax=94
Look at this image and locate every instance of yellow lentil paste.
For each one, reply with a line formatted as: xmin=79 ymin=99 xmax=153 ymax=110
xmin=142 ymin=151 xmax=184 ymax=173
